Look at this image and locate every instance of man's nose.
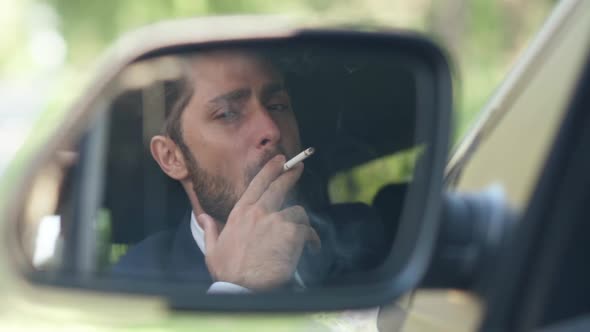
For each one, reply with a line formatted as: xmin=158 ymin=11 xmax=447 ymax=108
xmin=253 ymin=105 xmax=281 ymax=150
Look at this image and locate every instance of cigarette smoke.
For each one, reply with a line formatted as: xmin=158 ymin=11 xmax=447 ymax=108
xmin=296 ymin=202 xmax=391 ymax=287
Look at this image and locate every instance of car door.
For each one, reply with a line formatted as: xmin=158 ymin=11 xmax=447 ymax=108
xmin=435 ymin=0 xmax=590 ymax=331
xmin=480 ymin=45 xmax=590 ymax=332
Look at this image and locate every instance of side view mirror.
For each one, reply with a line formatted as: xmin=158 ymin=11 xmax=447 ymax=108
xmin=6 ymin=17 xmax=453 ymax=311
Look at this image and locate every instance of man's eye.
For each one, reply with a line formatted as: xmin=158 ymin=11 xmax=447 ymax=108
xmin=267 ymin=104 xmax=290 ymax=112
xmin=215 ymin=109 xmax=240 ymax=121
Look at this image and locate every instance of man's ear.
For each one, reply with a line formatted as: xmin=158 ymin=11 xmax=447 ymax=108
xmin=150 ymin=135 xmax=189 ymax=181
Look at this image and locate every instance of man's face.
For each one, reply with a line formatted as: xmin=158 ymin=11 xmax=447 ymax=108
xmin=179 ymin=50 xmax=302 ymax=222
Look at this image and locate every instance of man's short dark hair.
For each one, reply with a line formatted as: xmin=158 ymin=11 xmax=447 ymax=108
xmin=159 ymin=50 xmax=288 ymax=149
xmin=162 ymin=76 xmax=194 ymax=149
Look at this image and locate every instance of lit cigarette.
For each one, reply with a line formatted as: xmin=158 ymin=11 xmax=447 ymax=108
xmin=283 ymin=147 xmax=315 ymax=171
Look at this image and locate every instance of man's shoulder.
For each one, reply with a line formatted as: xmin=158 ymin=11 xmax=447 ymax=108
xmin=298 ymin=202 xmax=389 ymax=285
xmin=111 ymin=228 xmax=177 ymax=278
xmin=110 ymin=218 xmax=211 ymax=284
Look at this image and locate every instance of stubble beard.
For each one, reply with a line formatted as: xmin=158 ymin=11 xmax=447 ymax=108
xmin=184 ymin=147 xmax=292 ymax=223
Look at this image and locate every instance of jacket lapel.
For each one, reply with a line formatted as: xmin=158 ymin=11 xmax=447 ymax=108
xmin=168 ymin=212 xmax=213 ymax=284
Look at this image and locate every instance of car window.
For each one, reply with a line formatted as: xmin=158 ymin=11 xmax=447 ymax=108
xmin=328 ymin=146 xmax=421 ymax=205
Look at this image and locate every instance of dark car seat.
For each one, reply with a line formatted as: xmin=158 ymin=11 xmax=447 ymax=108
xmin=372 ymin=183 xmax=408 ymax=248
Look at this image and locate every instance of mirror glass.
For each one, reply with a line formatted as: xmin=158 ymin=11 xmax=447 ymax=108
xmin=17 ymin=41 xmax=433 ymax=294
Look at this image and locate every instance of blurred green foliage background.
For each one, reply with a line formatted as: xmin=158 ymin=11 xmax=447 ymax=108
xmin=0 ymin=0 xmax=555 ymax=140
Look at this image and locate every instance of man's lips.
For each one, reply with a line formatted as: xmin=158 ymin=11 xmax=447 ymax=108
xmin=246 ymin=148 xmax=288 ymax=184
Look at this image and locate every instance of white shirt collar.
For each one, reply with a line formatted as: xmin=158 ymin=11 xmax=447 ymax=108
xmin=190 ymin=212 xmax=206 ymax=255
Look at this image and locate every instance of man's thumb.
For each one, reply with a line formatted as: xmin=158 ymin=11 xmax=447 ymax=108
xmin=198 ymin=213 xmax=219 ymax=254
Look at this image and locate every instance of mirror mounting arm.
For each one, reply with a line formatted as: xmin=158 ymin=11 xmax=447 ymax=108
xmin=420 ymin=186 xmax=517 ymax=292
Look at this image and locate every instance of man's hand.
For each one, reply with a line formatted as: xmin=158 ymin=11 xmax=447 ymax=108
xmin=198 ymin=154 xmax=321 ymax=291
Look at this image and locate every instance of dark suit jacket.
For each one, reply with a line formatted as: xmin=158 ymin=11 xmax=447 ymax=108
xmin=112 ymin=203 xmax=391 ymax=288
xmin=111 ymin=215 xmax=212 ymax=285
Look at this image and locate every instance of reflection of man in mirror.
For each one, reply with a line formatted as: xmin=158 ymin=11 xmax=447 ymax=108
xmin=114 ymin=50 xmax=321 ymax=292
xmin=112 ymin=49 xmax=390 ymax=293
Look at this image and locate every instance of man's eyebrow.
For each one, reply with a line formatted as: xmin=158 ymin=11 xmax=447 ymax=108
xmin=261 ymin=82 xmax=287 ymax=100
xmin=208 ymin=88 xmax=251 ymax=105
